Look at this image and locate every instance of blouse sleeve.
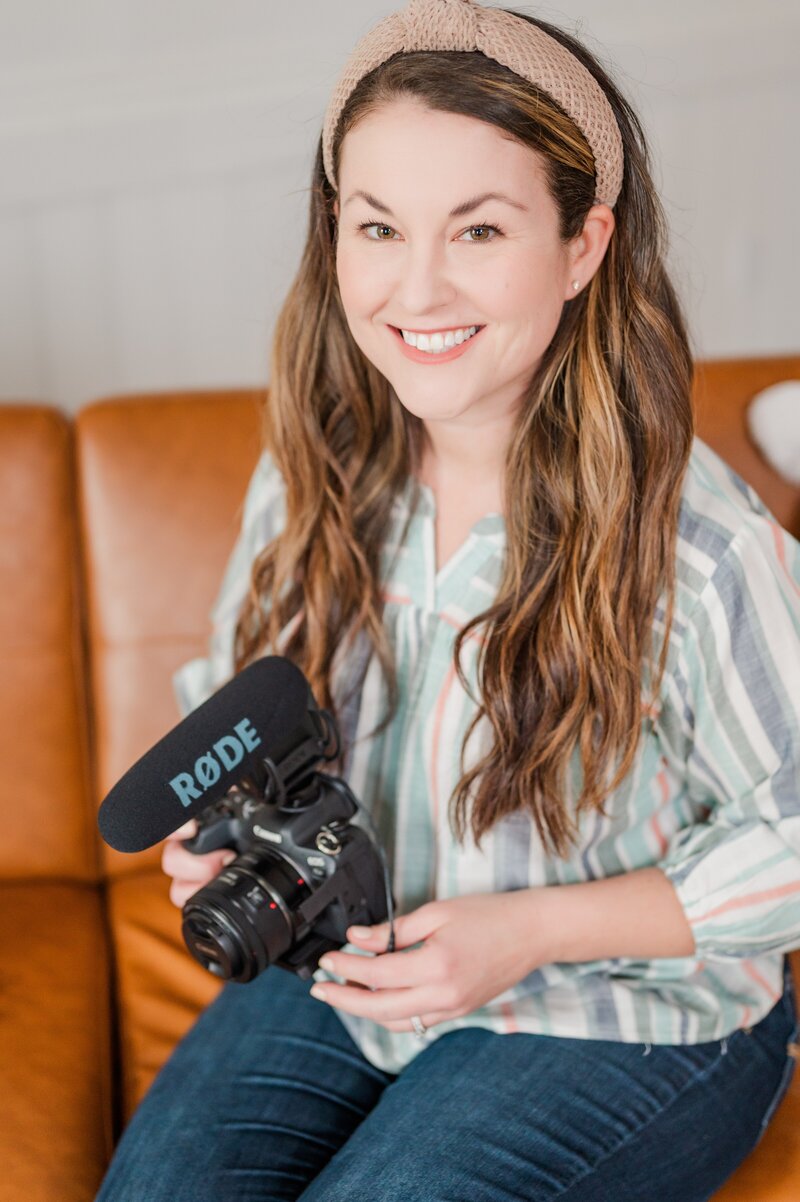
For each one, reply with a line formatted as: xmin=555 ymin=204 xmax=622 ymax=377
xmin=657 ymin=515 xmax=800 ymax=960
xmin=171 ymin=448 xmax=286 ymax=719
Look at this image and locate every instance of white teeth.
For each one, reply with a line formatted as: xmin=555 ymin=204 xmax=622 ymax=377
xmin=400 ymin=325 xmax=479 ymax=353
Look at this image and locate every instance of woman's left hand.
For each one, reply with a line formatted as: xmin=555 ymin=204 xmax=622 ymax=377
xmin=309 ymin=890 xmax=550 ymax=1033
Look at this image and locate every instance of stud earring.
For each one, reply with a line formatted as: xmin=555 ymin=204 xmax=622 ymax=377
xmin=572 ymin=280 xmax=580 ymax=292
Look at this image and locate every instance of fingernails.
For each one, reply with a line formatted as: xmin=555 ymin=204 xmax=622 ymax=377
xmin=318 ymin=956 xmax=335 ymax=972
xmin=310 ymin=985 xmax=327 ymax=1001
xmin=221 ymin=852 xmax=237 ymax=866
xmin=349 ymin=926 xmax=372 ymax=939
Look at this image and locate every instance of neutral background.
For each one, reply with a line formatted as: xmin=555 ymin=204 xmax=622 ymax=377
xmin=2 ymin=0 xmax=798 ymax=414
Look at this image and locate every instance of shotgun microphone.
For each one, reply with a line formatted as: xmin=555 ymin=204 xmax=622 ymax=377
xmin=97 ymin=655 xmax=325 ymax=853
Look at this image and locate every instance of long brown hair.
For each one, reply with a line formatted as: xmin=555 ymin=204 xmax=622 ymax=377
xmin=233 ymin=10 xmax=694 ymax=858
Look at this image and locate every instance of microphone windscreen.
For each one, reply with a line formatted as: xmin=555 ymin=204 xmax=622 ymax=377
xmin=97 ymin=655 xmax=311 ymax=853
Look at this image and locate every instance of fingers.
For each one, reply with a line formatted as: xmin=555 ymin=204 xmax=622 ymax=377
xmin=161 ymin=821 xmax=236 ymax=910
xmin=162 ymin=839 xmax=230 ymax=878
xmin=169 ymin=879 xmax=203 ymax=909
xmin=346 ymin=905 xmax=441 ymax=951
xmin=310 ymin=979 xmax=446 ymax=1023
xmin=381 ymin=1010 xmax=452 ymax=1033
xmin=319 ymin=945 xmax=430 ymax=990
xmin=173 ymin=818 xmax=198 ymax=839
xmin=166 ymin=853 xmax=232 ymax=909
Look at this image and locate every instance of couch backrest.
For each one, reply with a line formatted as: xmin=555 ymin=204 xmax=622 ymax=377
xmin=694 ymin=356 xmax=800 ymax=537
xmin=75 ymin=391 xmax=263 ymax=878
xmin=0 ymin=406 xmax=98 ymax=879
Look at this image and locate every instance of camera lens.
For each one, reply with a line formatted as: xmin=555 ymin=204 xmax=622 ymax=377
xmin=181 ymin=851 xmax=311 ymax=982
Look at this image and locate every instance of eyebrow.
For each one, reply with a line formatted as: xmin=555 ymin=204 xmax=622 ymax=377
xmin=343 ymin=189 xmax=529 ymax=218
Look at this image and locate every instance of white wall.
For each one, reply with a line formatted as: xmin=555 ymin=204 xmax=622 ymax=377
xmin=1 ymin=0 xmax=798 ymax=413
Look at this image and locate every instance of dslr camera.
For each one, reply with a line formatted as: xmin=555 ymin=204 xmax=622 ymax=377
xmin=179 ymin=691 xmax=394 ymax=983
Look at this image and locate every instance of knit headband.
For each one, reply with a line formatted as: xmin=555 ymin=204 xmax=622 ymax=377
xmin=322 ymin=0 xmax=624 ymax=208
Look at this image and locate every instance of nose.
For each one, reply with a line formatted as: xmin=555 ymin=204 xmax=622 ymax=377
xmin=391 ymin=239 xmax=458 ymax=316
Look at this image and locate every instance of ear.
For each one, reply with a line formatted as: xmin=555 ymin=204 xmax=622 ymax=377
xmin=563 ymin=203 xmax=616 ymax=300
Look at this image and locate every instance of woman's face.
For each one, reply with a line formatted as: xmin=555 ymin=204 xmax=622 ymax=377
xmin=333 ymin=98 xmax=581 ymax=440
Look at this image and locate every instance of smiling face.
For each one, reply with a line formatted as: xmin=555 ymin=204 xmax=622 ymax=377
xmin=332 ymin=98 xmax=583 ymax=458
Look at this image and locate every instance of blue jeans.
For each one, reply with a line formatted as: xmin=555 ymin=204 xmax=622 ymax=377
xmin=96 ymin=959 xmax=798 ymax=1202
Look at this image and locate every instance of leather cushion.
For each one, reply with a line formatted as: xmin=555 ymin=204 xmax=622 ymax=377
xmin=0 ymin=881 xmax=113 ymax=1201
xmin=107 ymin=869 xmax=222 ymax=1121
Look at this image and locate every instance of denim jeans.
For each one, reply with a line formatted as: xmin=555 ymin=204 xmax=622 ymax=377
xmin=95 ymin=958 xmax=799 ymax=1202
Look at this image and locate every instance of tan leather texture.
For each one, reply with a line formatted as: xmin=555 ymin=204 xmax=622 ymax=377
xmin=0 ymin=365 xmax=798 ymax=1200
xmin=694 ymin=358 xmax=800 ymax=536
xmin=108 ymin=870 xmax=223 ymax=1122
xmin=75 ymin=391 xmax=264 ymax=877
xmin=0 ymin=882 xmax=113 ymax=1202
xmin=0 ymin=407 xmax=97 ymax=880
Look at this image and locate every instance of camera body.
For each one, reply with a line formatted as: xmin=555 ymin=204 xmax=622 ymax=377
xmin=180 ymin=749 xmax=392 ymax=983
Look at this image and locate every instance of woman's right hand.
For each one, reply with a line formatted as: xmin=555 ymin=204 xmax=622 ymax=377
xmin=161 ymin=818 xmax=237 ymax=909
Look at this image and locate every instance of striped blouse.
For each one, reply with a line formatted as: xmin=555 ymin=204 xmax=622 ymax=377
xmin=173 ymin=437 xmax=800 ymax=1074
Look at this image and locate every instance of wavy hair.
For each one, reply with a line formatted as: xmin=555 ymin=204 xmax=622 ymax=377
xmin=233 ymin=9 xmax=694 ymax=858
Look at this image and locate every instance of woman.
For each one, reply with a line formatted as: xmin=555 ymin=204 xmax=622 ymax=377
xmin=96 ymin=2 xmax=800 ymax=1199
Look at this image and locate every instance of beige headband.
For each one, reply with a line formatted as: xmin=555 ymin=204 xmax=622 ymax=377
xmin=322 ymin=0 xmax=624 ymax=208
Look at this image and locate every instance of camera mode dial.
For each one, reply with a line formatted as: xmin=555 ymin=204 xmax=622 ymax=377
xmin=315 ymin=825 xmax=342 ymax=856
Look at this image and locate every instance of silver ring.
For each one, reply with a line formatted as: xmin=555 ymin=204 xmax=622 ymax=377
xmin=410 ymin=1015 xmax=428 ymax=1039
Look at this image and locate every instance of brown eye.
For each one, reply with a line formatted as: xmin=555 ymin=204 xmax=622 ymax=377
xmin=358 ymin=222 xmax=396 ymax=240
xmin=462 ymin=225 xmax=502 ymax=243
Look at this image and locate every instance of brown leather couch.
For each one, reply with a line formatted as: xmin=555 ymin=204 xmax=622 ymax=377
xmin=1 ymin=359 xmax=799 ymax=1202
